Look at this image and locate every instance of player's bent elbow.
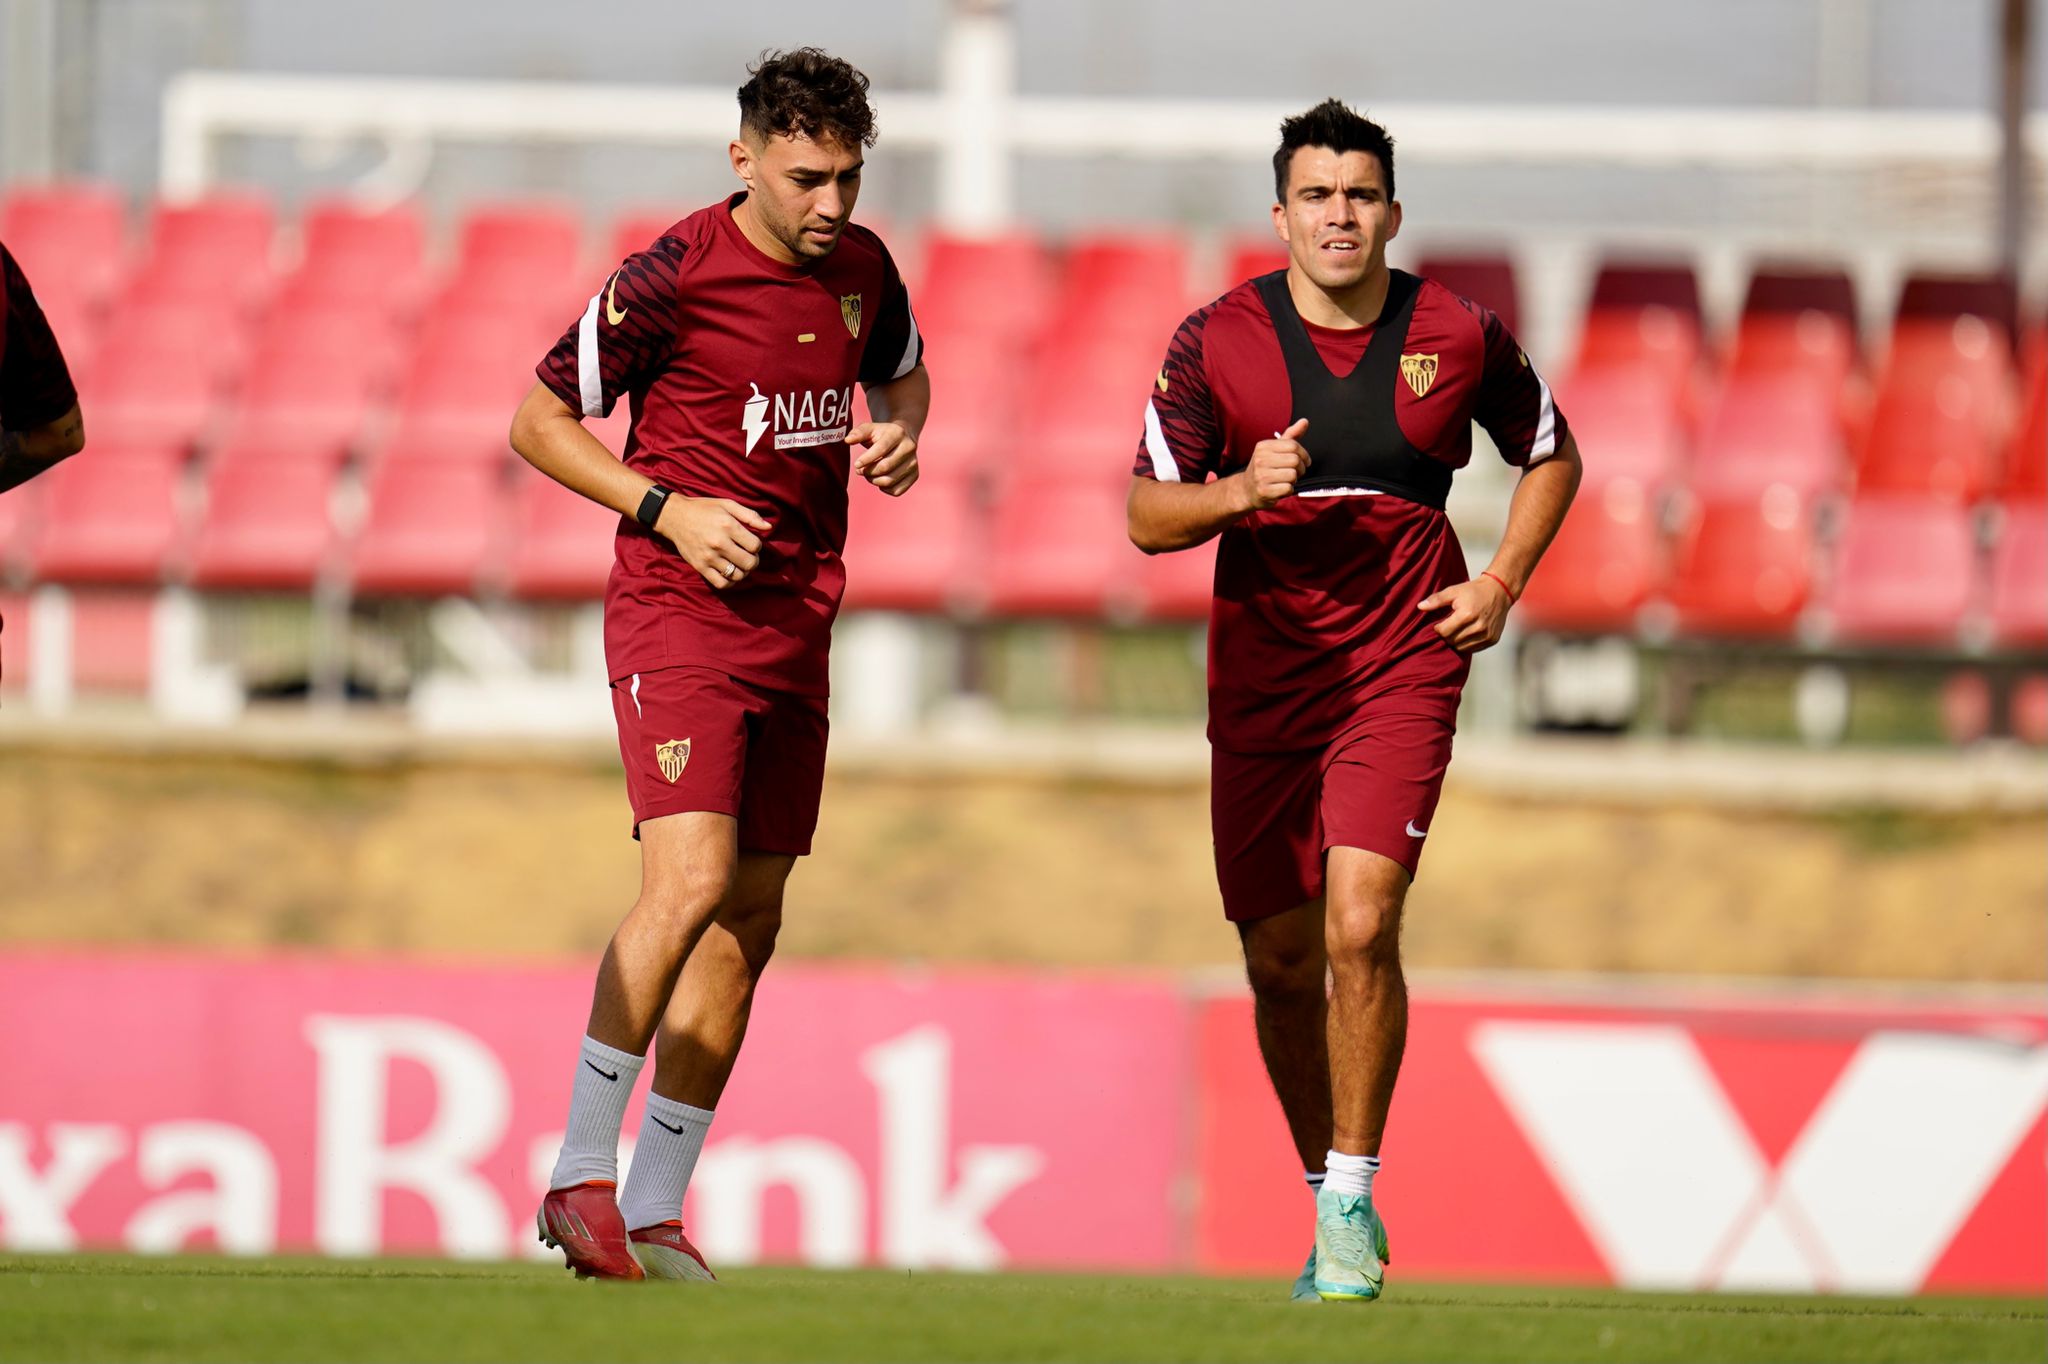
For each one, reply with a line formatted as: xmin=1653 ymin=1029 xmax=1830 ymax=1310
xmin=1125 ymin=483 xmax=1171 ymax=554
xmin=508 ymin=383 xmax=571 ymax=463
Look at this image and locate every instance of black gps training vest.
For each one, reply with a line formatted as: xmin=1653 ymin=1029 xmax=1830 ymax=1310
xmin=1252 ymin=268 xmax=1452 ymax=510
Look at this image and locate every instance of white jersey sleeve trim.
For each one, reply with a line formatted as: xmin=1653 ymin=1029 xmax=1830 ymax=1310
xmin=576 ymin=288 xmax=604 ymax=418
xmin=1525 ymin=369 xmax=1558 ymax=464
xmin=1143 ymin=400 xmax=1181 ymax=483
xmin=889 ymin=299 xmax=922 ymax=381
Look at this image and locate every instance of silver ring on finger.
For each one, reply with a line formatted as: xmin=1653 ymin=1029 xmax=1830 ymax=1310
xmin=722 ymin=561 xmax=739 ymax=580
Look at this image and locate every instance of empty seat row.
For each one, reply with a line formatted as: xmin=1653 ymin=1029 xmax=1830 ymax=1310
xmin=5 ymin=443 xmax=2041 ymax=652
xmin=1520 ymin=488 xmax=2044 ymax=649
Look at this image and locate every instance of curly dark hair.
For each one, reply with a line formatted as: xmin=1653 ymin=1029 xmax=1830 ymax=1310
xmin=737 ymin=48 xmax=877 ymax=150
xmin=1273 ymin=98 xmax=1395 ymax=201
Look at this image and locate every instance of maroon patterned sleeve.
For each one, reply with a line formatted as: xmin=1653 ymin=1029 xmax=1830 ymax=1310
xmin=536 ymin=235 xmax=688 ymax=419
xmin=1132 ymin=304 xmax=1224 ymax=482
xmin=1467 ymin=303 xmax=1568 ymax=467
xmin=1 ymin=245 xmax=79 ymax=431
xmin=858 ymin=241 xmax=923 ymax=386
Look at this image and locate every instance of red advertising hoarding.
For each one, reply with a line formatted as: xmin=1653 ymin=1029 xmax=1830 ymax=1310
xmin=1 ymin=953 xmax=2039 ymax=1293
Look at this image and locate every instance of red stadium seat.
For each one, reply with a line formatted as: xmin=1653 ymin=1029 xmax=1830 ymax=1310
xmin=1987 ymin=503 xmax=2047 ymax=649
xmin=1217 ymin=236 xmax=1289 ymax=294
xmin=1689 ymin=375 xmax=1846 ymax=502
xmin=391 ymin=308 xmax=551 ymax=437
xmin=76 ymin=309 xmax=230 ymax=451
xmin=2002 ymin=345 xmax=2046 ymax=499
xmin=980 ymin=484 xmax=1132 ymax=617
xmin=373 ymin=415 xmax=512 ymax=472
xmin=1574 ymin=308 xmax=1702 ymax=396
xmin=29 ymin=448 xmax=185 ymax=586
xmin=448 ymin=201 xmax=583 ymax=304
xmin=1725 ymin=311 xmax=1858 ymax=398
xmin=1552 ymin=366 xmax=1686 ymax=486
xmin=252 ymin=296 xmax=405 ymax=389
xmin=1818 ymin=497 xmax=1976 ymax=646
xmin=135 ymin=191 xmax=276 ymax=305
xmin=1055 ymin=231 xmax=1190 ymax=341
xmin=502 ymin=466 xmax=621 ymax=602
xmin=914 ymin=231 xmax=1054 ymax=339
xmin=1517 ymin=475 xmax=1663 ymax=634
xmin=1895 ymin=271 xmax=2018 ymax=342
xmin=842 ymin=474 xmax=975 ymax=613
xmin=233 ymin=310 xmax=391 ymax=452
xmin=1741 ymin=265 xmax=1857 ymax=329
xmin=284 ymin=198 xmax=425 ymax=312
xmin=207 ymin=420 xmax=354 ymax=476
xmin=1662 ymin=490 xmax=1815 ymax=639
xmin=349 ymin=461 xmax=503 ymax=597
xmin=1589 ymin=260 xmax=1701 ymax=322
xmin=0 ymin=182 xmax=129 ymax=314
xmin=1878 ymin=316 xmax=2014 ymax=422
xmin=1854 ymin=380 xmax=1998 ymax=504
xmin=1132 ymin=536 xmax=1216 ymax=624
xmin=1011 ymin=334 xmax=1161 ymax=490
xmin=901 ymin=364 xmax=1008 ymax=490
xmin=605 ymin=209 xmax=688 ymax=265
xmin=1415 ymin=251 xmax=1519 ymax=336
xmin=187 ymin=452 xmax=338 ymax=591
xmin=298 ymin=197 xmax=424 ymax=265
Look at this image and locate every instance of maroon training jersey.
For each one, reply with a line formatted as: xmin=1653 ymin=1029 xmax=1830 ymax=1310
xmin=1 ymin=242 xmax=79 ymax=434
xmin=1133 ymin=273 xmax=1568 ymax=751
xmin=537 ymin=195 xmax=922 ymax=694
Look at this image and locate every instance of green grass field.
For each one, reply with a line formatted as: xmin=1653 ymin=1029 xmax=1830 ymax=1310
xmin=1 ymin=1255 xmax=2039 ymax=1363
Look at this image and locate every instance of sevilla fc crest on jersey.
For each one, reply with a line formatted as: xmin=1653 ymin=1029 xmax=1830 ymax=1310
xmin=1400 ymin=353 xmax=1440 ymax=399
xmin=840 ymin=293 xmax=862 ymax=339
xmin=655 ymin=738 xmax=691 ymax=783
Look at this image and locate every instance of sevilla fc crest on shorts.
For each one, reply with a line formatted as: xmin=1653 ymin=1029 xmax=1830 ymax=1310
xmin=840 ymin=293 xmax=862 ymax=339
xmin=655 ymin=738 xmax=691 ymax=783
xmin=1400 ymin=352 xmax=1439 ymax=398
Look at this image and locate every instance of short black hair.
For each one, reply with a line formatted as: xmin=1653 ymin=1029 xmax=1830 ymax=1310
xmin=737 ymin=48 xmax=877 ymax=150
xmin=1273 ymin=98 xmax=1395 ymax=202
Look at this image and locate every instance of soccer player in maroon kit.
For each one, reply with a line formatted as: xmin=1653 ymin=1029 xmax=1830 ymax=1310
xmin=510 ymin=50 xmax=926 ymax=1282
xmin=0 ymin=240 xmax=88 ymax=684
xmin=1128 ymin=100 xmax=1581 ymax=1302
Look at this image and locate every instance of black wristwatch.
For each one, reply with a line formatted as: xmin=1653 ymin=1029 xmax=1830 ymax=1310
xmin=635 ymin=483 xmax=673 ymax=530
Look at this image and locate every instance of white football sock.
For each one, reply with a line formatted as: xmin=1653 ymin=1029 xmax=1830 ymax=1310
xmin=549 ymin=1036 xmax=645 ymax=1189
xmin=618 ymin=1093 xmax=715 ymax=1231
xmin=1323 ymin=1149 xmax=1379 ymax=1200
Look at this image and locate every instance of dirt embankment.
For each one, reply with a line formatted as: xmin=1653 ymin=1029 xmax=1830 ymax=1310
xmin=1 ymin=750 xmax=2041 ymax=982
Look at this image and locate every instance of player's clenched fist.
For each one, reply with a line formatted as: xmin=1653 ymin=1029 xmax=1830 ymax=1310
xmin=848 ymin=421 xmax=919 ymax=497
xmin=656 ymin=495 xmax=774 ymax=591
xmin=1240 ymin=417 xmax=1312 ymax=511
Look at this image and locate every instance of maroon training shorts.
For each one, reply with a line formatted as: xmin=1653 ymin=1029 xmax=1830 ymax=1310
xmin=610 ymin=665 xmax=829 ymax=854
xmin=1210 ymin=700 xmax=1457 ymax=922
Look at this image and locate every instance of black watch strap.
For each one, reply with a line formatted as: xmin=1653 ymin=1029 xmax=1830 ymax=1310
xmin=635 ymin=484 xmax=672 ymax=529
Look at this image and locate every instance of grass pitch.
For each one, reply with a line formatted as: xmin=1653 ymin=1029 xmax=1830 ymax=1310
xmin=1 ymin=1255 xmax=2039 ymax=1363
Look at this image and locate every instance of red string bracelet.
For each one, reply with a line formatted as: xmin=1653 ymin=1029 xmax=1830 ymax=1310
xmin=1480 ymin=570 xmax=1519 ymax=604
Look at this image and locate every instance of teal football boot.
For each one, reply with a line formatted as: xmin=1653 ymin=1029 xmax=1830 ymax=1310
xmin=1311 ymin=1185 xmax=1390 ymax=1302
xmin=1289 ymin=1244 xmax=1320 ymax=1302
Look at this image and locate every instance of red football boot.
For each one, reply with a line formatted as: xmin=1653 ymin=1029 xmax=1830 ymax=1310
xmin=537 ymin=1181 xmax=645 ymax=1281
xmin=628 ymin=1220 xmax=717 ymax=1282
